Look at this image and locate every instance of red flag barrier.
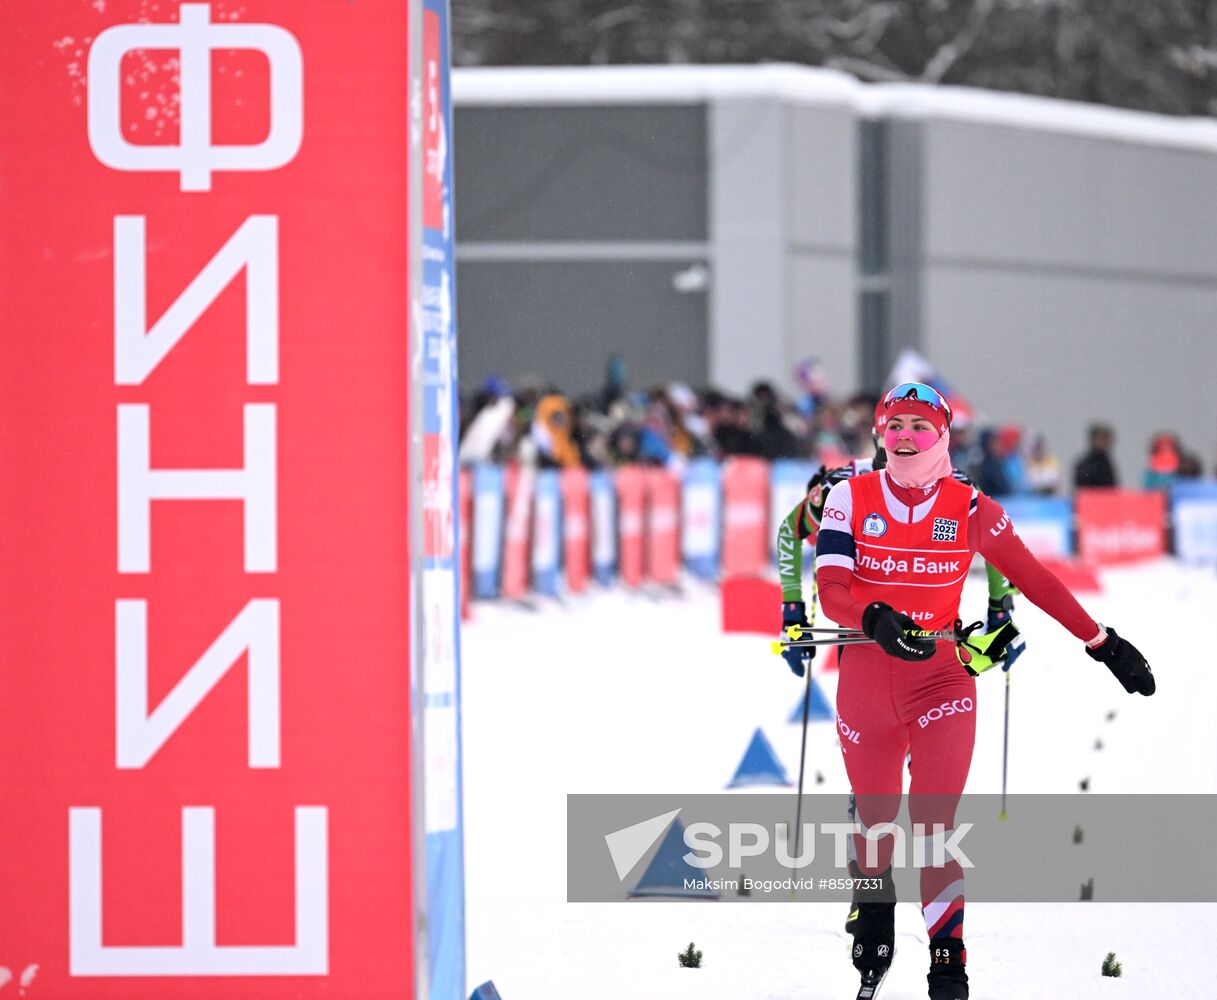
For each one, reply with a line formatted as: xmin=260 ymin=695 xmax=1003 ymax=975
xmin=501 ymin=464 xmax=534 ymax=599
xmin=616 ymin=466 xmax=646 ymax=588
xmin=561 ymin=467 xmax=591 ymax=593
xmin=1076 ymin=488 xmax=1166 ymax=565
xmin=645 ymin=468 xmax=681 ymax=585
xmin=721 ymin=457 xmax=770 ymax=576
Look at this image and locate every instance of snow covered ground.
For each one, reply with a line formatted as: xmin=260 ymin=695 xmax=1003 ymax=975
xmin=462 ymin=559 xmax=1217 ymax=999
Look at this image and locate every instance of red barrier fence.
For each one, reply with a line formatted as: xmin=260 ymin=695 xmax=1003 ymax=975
xmin=501 ymin=464 xmax=534 ymax=599
xmin=1075 ymin=488 xmax=1167 ymax=564
xmin=561 ymin=467 xmax=591 ymax=593
xmin=469 ymin=460 xmax=1200 ymax=603
xmin=645 ymin=468 xmax=681 ymax=585
xmin=616 ymin=466 xmax=646 ymax=588
xmin=721 ymin=457 xmax=770 ymax=576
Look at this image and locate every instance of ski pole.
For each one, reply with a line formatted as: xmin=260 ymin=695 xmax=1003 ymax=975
xmin=770 ymin=635 xmax=876 ymax=654
xmin=999 ymin=668 xmax=1011 ymax=819
xmin=781 ymin=625 xmax=869 ymax=637
xmin=781 ymin=623 xmax=963 ymax=643
xmin=790 ymin=580 xmax=818 ymax=890
xmin=770 ymin=626 xmax=962 ymax=656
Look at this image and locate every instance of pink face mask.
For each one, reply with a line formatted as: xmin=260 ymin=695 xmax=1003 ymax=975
xmin=884 ymin=427 xmax=940 ymax=454
xmin=885 ymin=426 xmax=953 ymax=489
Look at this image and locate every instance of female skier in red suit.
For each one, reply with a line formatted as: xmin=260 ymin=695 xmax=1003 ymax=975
xmin=815 ymin=383 xmax=1155 ymax=1000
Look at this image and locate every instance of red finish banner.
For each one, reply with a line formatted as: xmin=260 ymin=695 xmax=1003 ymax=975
xmin=1075 ymin=488 xmax=1167 ymax=565
xmin=1 ymin=3 xmax=414 ymax=997
xmin=721 ymin=457 xmax=770 ymax=576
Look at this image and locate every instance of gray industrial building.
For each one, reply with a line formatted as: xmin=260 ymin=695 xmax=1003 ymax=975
xmin=452 ymin=64 xmax=1217 ymax=481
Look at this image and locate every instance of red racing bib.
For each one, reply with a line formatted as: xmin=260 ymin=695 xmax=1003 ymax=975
xmin=849 ymin=473 xmax=973 ymax=630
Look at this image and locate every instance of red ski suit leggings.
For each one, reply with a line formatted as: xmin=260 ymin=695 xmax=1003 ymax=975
xmin=836 ymin=639 xmax=975 ymax=940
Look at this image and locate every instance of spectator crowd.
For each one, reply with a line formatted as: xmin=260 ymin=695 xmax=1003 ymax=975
xmin=458 ymin=357 xmax=1211 ymax=496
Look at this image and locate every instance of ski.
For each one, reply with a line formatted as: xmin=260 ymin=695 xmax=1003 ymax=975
xmin=854 ymin=969 xmax=888 ymax=999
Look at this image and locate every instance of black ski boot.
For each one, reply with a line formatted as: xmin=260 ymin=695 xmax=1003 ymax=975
xmin=927 ymin=937 xmax=969 ymax=1000
xmin=851 ymin=901 xmax=894 ymax=996
xmin=850 ymin=864 xmax=895 ymax=999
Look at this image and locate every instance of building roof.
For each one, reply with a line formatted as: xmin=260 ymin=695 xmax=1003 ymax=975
xmin=454 ymin=63 xmax=1217 ymax=153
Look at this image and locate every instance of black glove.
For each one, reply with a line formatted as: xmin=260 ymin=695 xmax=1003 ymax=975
xmin=861 ymin=602 xmax=935 ymax=661
xmin=1086 ymin=627 xmax=1155 ymax=696
xmin=780 ymin=602 xmax=817 ymax=677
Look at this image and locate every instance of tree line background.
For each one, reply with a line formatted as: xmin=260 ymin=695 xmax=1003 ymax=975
xmin=453 ymin=0 xmax=1217 ymax=116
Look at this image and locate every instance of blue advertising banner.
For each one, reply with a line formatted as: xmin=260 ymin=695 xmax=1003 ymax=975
xmin=472 ymin=463 xmax=505 ymax=598
xmin=994 ymin=495 xmax=1073 ymax=557
xmin=682 ymin=458 xmax=721 ymax=579
xmin=1172 ymin=480 xmax=1217 ymax=564
xmin=420 ymin=1 xmax=465 ymax=997
xmin=589 ymin=469 xmax=617 ymax=585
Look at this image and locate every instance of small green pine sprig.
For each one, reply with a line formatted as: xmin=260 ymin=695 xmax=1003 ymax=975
xmin=678 ymin=942 xmax=703 ymax=968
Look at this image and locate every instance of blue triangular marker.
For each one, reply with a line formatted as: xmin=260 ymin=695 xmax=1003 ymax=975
xmin=629 ymin=817 xmax=719 ymax=898
xmin=726 ymin=727 xmax=791 ymax=788
xmin=788 ymin=677 xmax=834 ymax=723
xmin=469 ymin=983 xmax=503 ymax=1000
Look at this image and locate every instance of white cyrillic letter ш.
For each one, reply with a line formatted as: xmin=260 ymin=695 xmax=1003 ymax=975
xmin=69 ymin=806 xmax=327 ymax=975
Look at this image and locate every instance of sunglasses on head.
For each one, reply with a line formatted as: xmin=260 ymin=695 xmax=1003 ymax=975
xmin=882 ymin=382 xmax=951 ymax=421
